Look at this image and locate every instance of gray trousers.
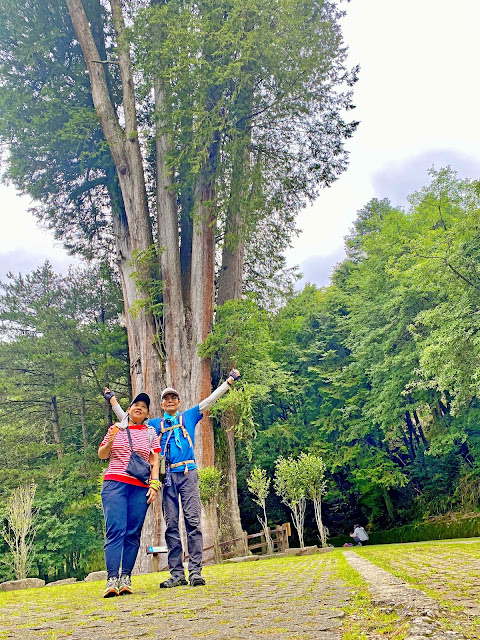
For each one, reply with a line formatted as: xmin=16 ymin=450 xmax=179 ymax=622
xmin=163 ymin=469 xmax=203 ymax=577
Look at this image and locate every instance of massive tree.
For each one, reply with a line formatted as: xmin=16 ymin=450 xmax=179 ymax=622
xmin=0 ymin=0 xmax=357 ymax=550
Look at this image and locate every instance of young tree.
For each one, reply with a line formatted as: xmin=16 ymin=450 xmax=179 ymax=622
xmin=298 ymin=453 xmax=328 ymax=548
xmin=198 ymin=466 xmax=223 ymax=562
xmin=274 ymin=456 xmax=306 ymax=548
xmin=2 ymin=484 xmax=37 ymax=580
xmin=247 ymin=467 xmax=273 ymax=555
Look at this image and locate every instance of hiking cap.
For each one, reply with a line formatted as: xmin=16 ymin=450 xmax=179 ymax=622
xmin=130 ymin=392 xmax=150 ymax=409
xmin=161 ymin=387 xmax=180 ymax=400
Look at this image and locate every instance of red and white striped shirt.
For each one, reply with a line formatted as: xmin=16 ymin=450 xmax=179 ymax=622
xmin=101 ymin=424 xmax=161 ymax=488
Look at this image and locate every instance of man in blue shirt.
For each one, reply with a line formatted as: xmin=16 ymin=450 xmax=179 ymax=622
xmin=105 ymin=369 xmax=240 ymax=587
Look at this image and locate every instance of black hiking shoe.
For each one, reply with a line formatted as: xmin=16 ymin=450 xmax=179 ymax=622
xmin=189 ymin=574 xmax=206 ymax=587
xmin=159 ymin=575 xmax=188 ymax=588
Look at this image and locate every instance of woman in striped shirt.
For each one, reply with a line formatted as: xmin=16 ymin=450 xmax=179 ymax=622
xmin=99 ymin=392 xmax=161 ymax=597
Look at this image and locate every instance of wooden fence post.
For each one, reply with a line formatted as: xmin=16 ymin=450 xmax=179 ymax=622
xmin=242 ymin=531 xmax=248 ymax=556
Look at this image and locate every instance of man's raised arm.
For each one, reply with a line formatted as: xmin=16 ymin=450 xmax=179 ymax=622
xmin=103 ymin=369 xmax=240 ymax=418
xmin=199 ymin=369 xmax=240 ymax=412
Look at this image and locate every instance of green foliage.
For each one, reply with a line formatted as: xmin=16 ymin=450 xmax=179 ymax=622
xmin=0 ymin=0 xmax=358 ymax=305
xmin=198 ymin=466 xmax=222 ymax=507
xmin=274 ymin=456 xmax=306 ymax=507
xmin=0 ymin=0 xmax=120 ymax=260
xmin=364 ymin=514 xmax=480 ymax=545
xmin=134 ymin=0 xmax=358 ymax=202
xmin=247 ymin=467 xmax=271 ymax=508
xmin=274 ymin=455 xmax=307 ymax=546
xmin=297 ymin=453 xmax=327 ymax=501
xmin=235 ymin=167 xmax=480 ymax=543
xmin=129 ymin=244 xmax=164 ymax=324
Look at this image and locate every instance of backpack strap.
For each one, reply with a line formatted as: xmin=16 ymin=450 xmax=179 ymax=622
xmin=147 ymin=425 xmax=156 ymax=448
xmin=159 ymin=413 xmax=192 ymax=448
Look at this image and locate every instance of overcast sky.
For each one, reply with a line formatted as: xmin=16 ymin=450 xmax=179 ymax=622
xmin=1 ymin=0 xmax=480 ymax=286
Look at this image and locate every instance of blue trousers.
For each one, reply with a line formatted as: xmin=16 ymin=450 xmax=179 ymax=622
xmin=163 ymin=470 xmax=203 ymax=577
xmin=101 ymin=480 xmax=150 ymax=578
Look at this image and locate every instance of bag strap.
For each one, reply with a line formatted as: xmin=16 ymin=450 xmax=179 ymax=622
xmin=160 ymin=413 xmax=184 ymax=432
xmin=164 ymin=430 xmax=173 ymax=455
xmin=125 ymin=426 xmax=134 ymax=451
xmin=126 ymin=425 xmax=155 ymax=450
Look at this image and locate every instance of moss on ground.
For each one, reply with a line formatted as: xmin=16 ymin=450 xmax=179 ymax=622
xmin=1 ymin=544 xmax=480 ymax=639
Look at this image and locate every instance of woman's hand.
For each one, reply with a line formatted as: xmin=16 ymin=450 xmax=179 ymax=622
xmin=98 ymin=425 xmax=118 ymax=459
xmin=146 ymin=486 xmax=159 ymax=504
xmin=106 ymin=425 xmax=118 ymax=444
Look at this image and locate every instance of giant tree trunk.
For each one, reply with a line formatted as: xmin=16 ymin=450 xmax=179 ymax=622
xmin=67 ymin=0 xmax=249 ymax=571
xmin=214 ymin=141 xmax=250 ymax=546
xmin=154 ymin=80 xmax=217 ymax=564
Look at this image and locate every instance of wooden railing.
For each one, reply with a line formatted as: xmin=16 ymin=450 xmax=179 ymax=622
xmin=219 ymin=523 xmax=291 ymax=559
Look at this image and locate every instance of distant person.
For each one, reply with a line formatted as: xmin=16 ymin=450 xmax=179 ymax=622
xmin=350 ymin=524 xmax=369 ymax=546
xmin=105 ymin=368 xmax=240 ymax=588
xmin=99 ymin=392 xmax=161 ymax=597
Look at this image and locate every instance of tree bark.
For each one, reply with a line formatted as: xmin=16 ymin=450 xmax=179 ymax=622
xmin=79 ymin=393 xmax=88 ymax=452
xmin=217 ymin=207 xmax=245 ymax=306
xmin=50 ymin=396 xmax=63 ymax=459
xmin=382 ymin=486 xmax=395 ymax=522
xmin=403 ymin=411 xmax=416 ymax=461
xmin=215 ymin=140 xmax=250 ymax=545
xmin=154 ymin=79 xmax=189 ymax=397
xmin=412 ymin=408 xmax=429 ymax=448
xmin=189 ymin=176 xmax=216 ymax=465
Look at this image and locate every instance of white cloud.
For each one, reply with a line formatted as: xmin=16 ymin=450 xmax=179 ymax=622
xmin=0 ymin=185 xmax=77 ymax=281
xmin=286 ymin=0 xmax=480 ymax=284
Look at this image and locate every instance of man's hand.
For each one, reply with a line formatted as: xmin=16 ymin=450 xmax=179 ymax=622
xmin=228 ymin=369 xmax=240 ymax=382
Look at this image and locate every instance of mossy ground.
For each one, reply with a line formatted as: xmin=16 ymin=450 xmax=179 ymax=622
xmin=1 ymin=542 xmax=480 ymax=639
